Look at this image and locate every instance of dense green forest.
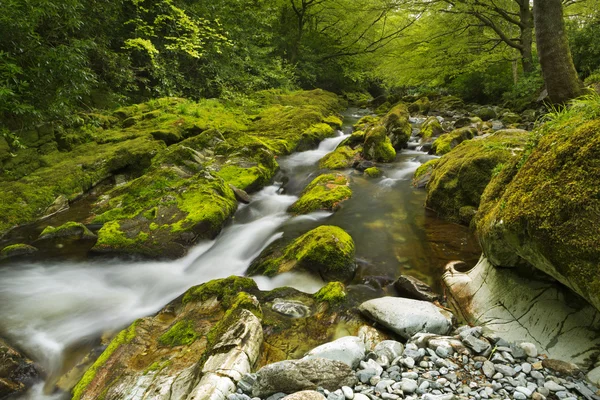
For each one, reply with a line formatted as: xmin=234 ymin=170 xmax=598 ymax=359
xmin=2 ymin=0 xmax=600 ymax=148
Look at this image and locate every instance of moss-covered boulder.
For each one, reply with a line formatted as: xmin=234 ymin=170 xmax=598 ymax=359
xmin=431 ymin=96 xmax=465 ymax=113
xmin=92 ymin=171 xmax=238 ymax=258
xmin=353 ymin=116 xmax=379 ymax=132
xmin=364 ymin=167 xmax=382 ymax=178
xmin=430 ymin=127 xmax=478 ymax=155
xmin=408 ymin=97 xmax=431 ymax=115
xmin=475 ymin=107 xmax=497 ymax=121
xmin=412 ymin=159 xmax=440 ymax=189
xmin=0 ymin=244 xmax=38 ymax=261
xmin=319 ymin=146 xmax=361 ymax=170
xmin=289 ymin=174 xmax=352 ymax=215
xmin=363 ymin=126 xmax=396 ymax=162
xmin=248 ymin=226 xmax=356 ymax=282
xmin=382 ymin=104 xmax=412 ymax=149
xmin=501 ymin=112 xmax=521 ymax=126
xmin=38 ymin=221 xmax=96 ymax=241
xmin=72 ymin=277 xmax=263 ymax=400
xmin=475 ymin=116 xmax=600 ymax=312
xmin=425 ymin=130 xmax=529 ymax=224
xmin=419 ymin=117 xmax=444 ymax=140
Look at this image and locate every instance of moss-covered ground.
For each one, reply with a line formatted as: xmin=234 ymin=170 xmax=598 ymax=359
xmin=0 ymin=89 xmax=344 ymax=257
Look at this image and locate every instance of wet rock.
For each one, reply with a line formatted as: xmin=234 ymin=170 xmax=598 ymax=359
xmin=248 ymin=225 xmax=356 ymax=282
xmin=542 ymin=359 xmax=580 ymax=376
xmin=289 ymin=174 xmax=352 ymax=215
xmin=0 ymin=244 xmax=38 ymax=260
xmin=353 ymin=160 xmax=375 ymax=172
xmin=282 ymin=390 xmax=327 ymax=400
xmin=38 ymin=221 xmax=97 ymax=241
xmin=358 ymin=297 xmax=454 ymax=339
xmin=0 ymin=337 xmax=40 ymax=398
xmin=394 ymin=275 xmax=440 ymax=302
xmin=43 ymin=194 xmax=69 ymax=217
xmin=373 ymin=341 xmax=404 ymax=363
xmin=426 ymin=129 xmax=529 ymax=224
xmin=272 ymin=299 xmax=311 ymax=318
xmin=443 ymin=257 xmax=600 ymax=366
xmin=412 ymin=159 xmax=439 ymax=189
xmin=252 ymin=358 xmax=357 ymax=398
xmin=230 ymin=184 xmax=251 ymax=203
xmin=304 ymin=336 xmax=365 ymax=368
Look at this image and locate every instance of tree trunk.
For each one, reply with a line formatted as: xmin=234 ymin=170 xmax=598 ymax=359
xmin=533 ymin=0 xmax=584 ymax=103
xmin=518 ymin=2 xmax=534 ymax=74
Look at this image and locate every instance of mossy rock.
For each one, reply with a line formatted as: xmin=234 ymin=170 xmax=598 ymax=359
xmin=319 ymin=146 xmax=361 ymax=170
xmin=364 ymin=167 xmax=382 ymax=178
xmin=375 ymin=102 xmax=392 ymax=115
xmin=353 ymin=116 xmax=380 ymax=132
xmin=475 ymin=118 xmax=600 ymax=312
xmin=412 ymin=159 xmax=440 ymax=189
xmin=382 ymin=103 xmax=412 ymax=149
xmin=454 ymin=116 xmax=482 ymax=129
xmin=38 ymin=221 xmax=97 ymax=241
xmin=289 ymin=174 xmax=352 ymax=214
xmin=408 ymin=97 xmax=431 ymax=115
xmin=248 ymin=225 xmax=356 ymax=282
xmin=430 ymin=127 xmax=478 ymax=156
xmin=341 ymin=130 xmax=366 ymax=147
xmin=475 ymin=107 xmax=497 ymax=121
xmin=0 ymin=244 xmax=38 ymax=260
xmin=501 ymin=112 xmax=521 ymax=126
xmin=296 ymin=123 xmax=336 ymax=152
xmin=314 ymin=282 xmax=347 ymax=305
xmin=419 ymin=117 xmax=443 ymax=140
xmin=363 ymin=126 xmax=396 ymax=163
xmin=431 ymin=96 xmax=465 ymax=112
xmin=92 ymin=170 xmax=237 ymax=258
xmin=72 ymin=276 xmax=263 ymax=400
xmin=426 ymin=129 xmax=529 ymax=224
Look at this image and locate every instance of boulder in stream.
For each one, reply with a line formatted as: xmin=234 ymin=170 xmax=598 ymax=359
xmin=38 ymin=221 xmax=97 ymax=241
xmin=289 ymin=174 xmax=352 ymax=215
xmin=475 ymin=115 xmax=600 ymax=314
xmin=0 ymin=244 xmax=38 ymax=260
xmin=443 ymin=257 xmax=600 ymax=367
xmin=247 ymin=225 xmax=356 ymax=282
xmin=425 ymin=129 xmax=529 ymax=225
xmin=430 ymin=127 xmax=478 ymax=155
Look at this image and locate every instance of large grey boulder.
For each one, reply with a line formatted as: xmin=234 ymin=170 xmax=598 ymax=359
xmin=303 ymin=336 xmax=365 ymax=368
xmin=358 ymin=297 xmax=453 ymax=339
xmin=252 ymin=358 xmax=357 ymax=398
xmin=443 ymin=256 xmax=600 ymax=367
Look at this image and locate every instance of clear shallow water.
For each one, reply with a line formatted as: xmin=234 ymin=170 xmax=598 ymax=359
xmin=0 ymin=108 xmax=480 ymax=398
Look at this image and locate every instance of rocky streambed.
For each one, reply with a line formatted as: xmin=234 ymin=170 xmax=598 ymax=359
xmin=1 ymin=91 xmax=600 ymax=400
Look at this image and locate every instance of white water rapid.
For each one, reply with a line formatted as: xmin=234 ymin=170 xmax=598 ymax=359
xmin=0 ymin=134 xmax=348 ymax=398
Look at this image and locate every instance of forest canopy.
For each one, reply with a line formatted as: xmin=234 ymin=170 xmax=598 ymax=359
xmin=1 ymin=0 xmax=600 ymax=140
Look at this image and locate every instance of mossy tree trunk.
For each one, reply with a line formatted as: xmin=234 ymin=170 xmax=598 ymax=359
xmin=533 ymin=0 xmax=584 ymax=103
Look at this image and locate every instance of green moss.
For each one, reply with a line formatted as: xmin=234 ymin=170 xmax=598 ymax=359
xmin=248 ymin=225 xmax=356 ymax=281
xmin=408 ymin=97 xmax=431 ymax=114
xmin=319 ymin=146 xmax=360 ymax=170
xmin=364 ymin=167 xmax=382 ymax=178
xmin=0 ymin=243 xmax=38 ymax=259
xmin=382 ymin=103 xmax=412 ymax=149
xmin=412 ymin=158 xmax=440 ymax=189
xmin=475 ymin=114 xmax=600 ymax=311
xmin=314 ymin=282 xmax=347 ymax=305
xmin=216 ymin=165 xmax=267 ymax=191
xmin=94 ymin=221 xmax=150 ymax=249
xmin=39 ymin=221 xmax=95 ymax=240
xmin=72 ymin=320 xmax=138 ymax=400
xmin=363 ymin=126 xmax=396 ymax=162
xmin=289 ymin=173 xmax=352 ymax=214
xmin=182 ymin=276 xmax=258 ymax=307
xmin=323 ymin=115 xmax=343 ymax=129
xmin=144 ymin=360 xmax=172 ymax=374
xmin=426 ymin=129 xmax=529 ymax=224
xmin=158 ymin=320 xmax=199 ymax=347
xmin=420 ymin=117 xmax=443 ymax=140
xmin=431 ymin=127 xmax=478 ymax=155
xmin=353 ymin=116 xmax=379 ymax=132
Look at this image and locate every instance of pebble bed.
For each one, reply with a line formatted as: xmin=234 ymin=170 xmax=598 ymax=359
xmin=232 ymin=325 xmax=600 ymax=400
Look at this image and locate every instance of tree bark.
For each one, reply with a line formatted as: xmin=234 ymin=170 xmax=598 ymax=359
xmin=533 ymin=0 xmax=584 ymax=103
xmin=518 ymin=1 xmax=534 ymax=74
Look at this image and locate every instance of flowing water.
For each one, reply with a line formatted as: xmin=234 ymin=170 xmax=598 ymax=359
xmin=0 ymin=108 xmax=480 ymax=399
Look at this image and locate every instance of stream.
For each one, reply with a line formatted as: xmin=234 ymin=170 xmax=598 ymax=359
xmin=0 ymin=109 xmax=480 ymax=399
